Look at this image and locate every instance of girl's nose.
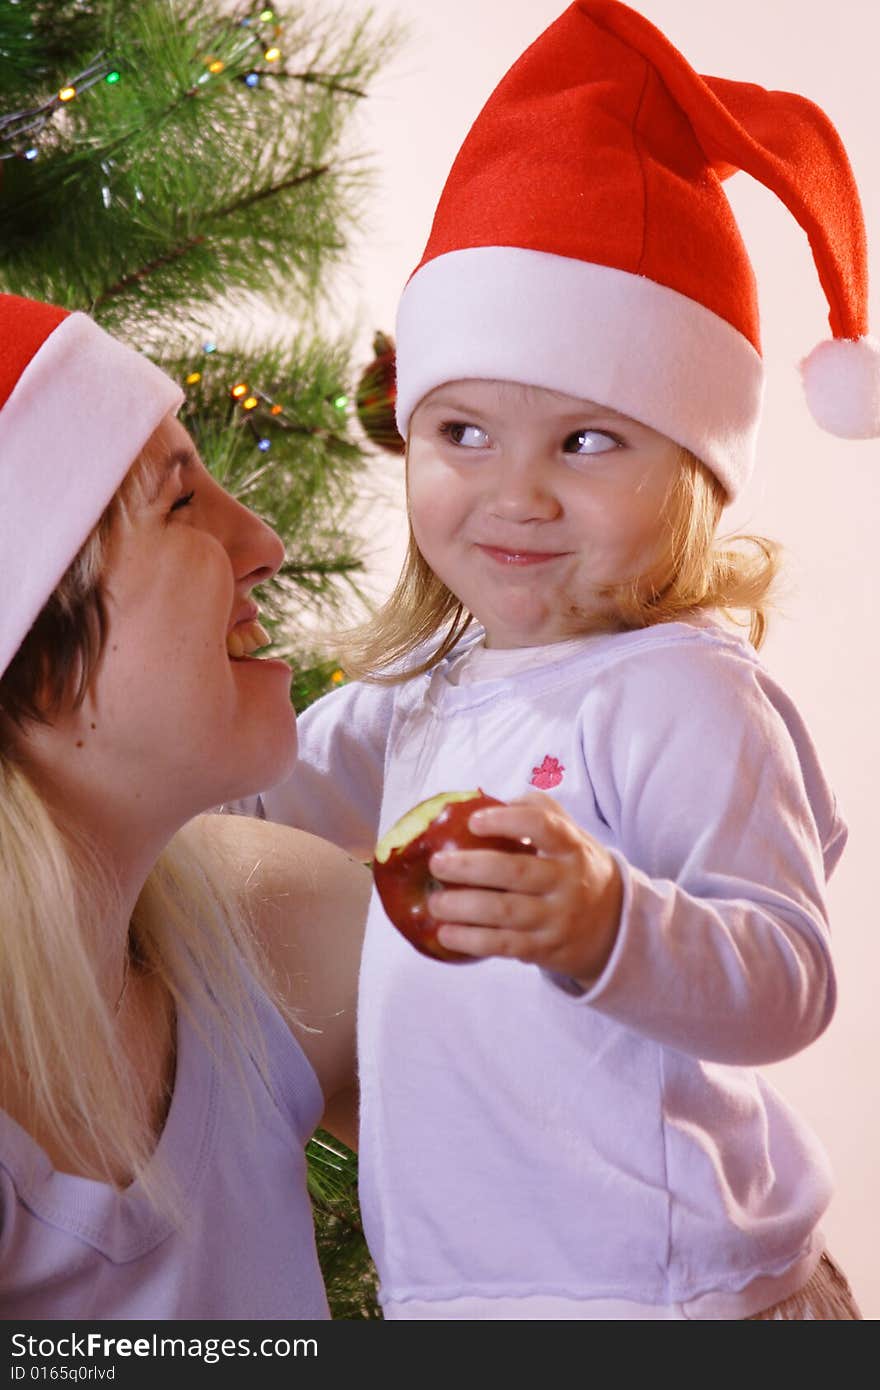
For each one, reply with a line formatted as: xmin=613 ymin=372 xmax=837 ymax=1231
xmin=488 ymin=458 xmax=561 ymax=523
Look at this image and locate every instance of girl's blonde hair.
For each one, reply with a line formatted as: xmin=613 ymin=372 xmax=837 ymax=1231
xmin=338 ymin=446 xmax=781 ymax=682
xmin=0 ymin=442 xmax=285 ymax=1211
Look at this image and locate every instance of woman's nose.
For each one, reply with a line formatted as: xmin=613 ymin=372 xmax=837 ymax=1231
xmin=228 ymin=496 xmax=286 ymax=587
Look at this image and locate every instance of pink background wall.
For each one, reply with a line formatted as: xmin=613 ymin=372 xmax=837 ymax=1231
xmin=342 ymin=0 xmax=879 ymax=1316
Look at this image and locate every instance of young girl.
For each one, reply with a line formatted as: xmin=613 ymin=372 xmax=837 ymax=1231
xmin=241 ymin=0 xmax=878 ymax=1317
xmin=0 ymin=292 xmax=368 ymax=1318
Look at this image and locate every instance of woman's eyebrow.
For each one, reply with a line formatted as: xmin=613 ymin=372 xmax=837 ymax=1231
xmin=146 ymin=448 xmax=197 ymax=503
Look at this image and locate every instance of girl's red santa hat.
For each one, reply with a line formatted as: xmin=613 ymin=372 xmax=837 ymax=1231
xmin=0 ymin=294 xmax=183 ymax=678
xmin=394 ymin=0 xmax=879 ymax=500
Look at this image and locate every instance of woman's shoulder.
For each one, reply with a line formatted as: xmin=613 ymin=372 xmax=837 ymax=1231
xmin=185 ymin=815 xmax=368 ymax=1102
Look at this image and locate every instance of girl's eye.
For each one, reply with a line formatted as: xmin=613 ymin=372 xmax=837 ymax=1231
xmin=564 ymin=429 xmax=621 ymax=456
xmin=170 ymin=490 xmax=195 ymax=513
xmin=438 ymin=421 xmax=490 ymax=449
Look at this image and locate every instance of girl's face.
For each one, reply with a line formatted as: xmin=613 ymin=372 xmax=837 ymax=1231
xmin=26 ymin=414 xmax=297 ymax=832
xmin=408 ymin=379 xmax=682 ymax=648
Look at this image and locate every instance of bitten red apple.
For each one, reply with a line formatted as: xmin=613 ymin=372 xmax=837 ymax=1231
xmin=372 ymin=789 xmax=537 ymax=963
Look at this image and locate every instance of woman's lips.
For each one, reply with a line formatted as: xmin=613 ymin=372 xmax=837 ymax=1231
xmin=477 ymin=544 xmax=566 ymax=566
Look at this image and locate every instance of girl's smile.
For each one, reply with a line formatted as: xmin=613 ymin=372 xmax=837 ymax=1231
xmin=407 ymin=379 xmax=682 ymax=649
xmin=477 ymin=545 xmax=570 ymax=566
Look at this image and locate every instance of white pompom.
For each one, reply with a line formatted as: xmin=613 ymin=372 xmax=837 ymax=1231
xmin=800 ymin=335 xmax=880 ymax=438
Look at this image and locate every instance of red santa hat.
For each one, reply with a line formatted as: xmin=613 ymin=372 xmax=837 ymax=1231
xmin=0 ymin=293 xmax=184 ymax=679
xmin=394 ymin=0 xmax=879 ymax=500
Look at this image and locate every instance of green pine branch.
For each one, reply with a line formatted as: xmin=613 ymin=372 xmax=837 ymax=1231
xmin=0 ymin=2 xmax=395 ymax=330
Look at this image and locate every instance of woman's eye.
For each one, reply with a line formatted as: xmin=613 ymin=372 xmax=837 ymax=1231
xmin=170 ymin=490 xmax=195 ymax=513
xmin=439 ymin=421 xmax=490 ymax=448
xmin=564 ymin=429 xmax=621 ymax=456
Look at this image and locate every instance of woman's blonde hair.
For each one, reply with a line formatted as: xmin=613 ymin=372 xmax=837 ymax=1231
xmin=0 ymin=443 xmax=285 ymax=1211
xmin=338 ymin=446 xmax=781 ymax=682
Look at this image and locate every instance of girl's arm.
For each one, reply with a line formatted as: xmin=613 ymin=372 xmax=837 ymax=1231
xmin=191 ymin=812 xmax=369 ymax=1139
xmin=582 ymin=639 xmax=839 ymax=1064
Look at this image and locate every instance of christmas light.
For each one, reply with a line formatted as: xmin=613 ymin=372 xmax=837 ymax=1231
xmin=242 ymin=396 xmax=259 ymax=411
xmin=257 ymin=438 xmax=272 ymax=452
xmin=105 ymin=71 xmax=121 ymax=85
xmin=2 ymin=54 xmax=123 ymax=163
xmin=264 ymin=47 xmax=281 ymax=62
xmin=231 ymin=382 xmax=249 ymax=398
xmin=244 ymin=72 xmax=260 ymax=88
xmin=270 ymin=404 xmax=283 ymax=415
xmin=208 ymin=60 xmax=225 ymax=75
xmin=260 ymin=9 xmax=275 ymax=20
xmin=186 ymin=372 xmax=202 ymax=385
xmin=331 ymin=670 xmax=345 ymax=685
xmin=333 ymin=393 xmax=348 ymax=410
xmin=203 ymin=342 xmax=217 ymax=354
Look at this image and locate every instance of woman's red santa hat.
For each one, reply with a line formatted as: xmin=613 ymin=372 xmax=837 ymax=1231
xmin=0 ymin=294 xmax=183 ymax=678
xmin=394 ymin=0 xmax=879 ymax=500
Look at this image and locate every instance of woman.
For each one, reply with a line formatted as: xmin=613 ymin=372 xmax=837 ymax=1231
xmin=0 ymin=293 xmax=368 ymax=1318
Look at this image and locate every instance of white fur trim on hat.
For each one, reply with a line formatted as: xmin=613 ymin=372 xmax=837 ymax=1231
xmin=0 ymin=313 xmax=184 ymax=678
xmin=799 ymin=335 xmax=880 ymax=439
xmin=395 ymin=246 xmax=764 ymax=502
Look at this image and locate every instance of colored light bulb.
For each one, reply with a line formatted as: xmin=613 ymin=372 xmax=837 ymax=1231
xmin=231 ymin=382 xmax=249 ymax=398
xmin=242 ymin=396 xmax=259 ymax=411
xmin=186 ymin=372 xmax=202 ymax=385
xmin=58 ymin=86 xmax=76 ymax=102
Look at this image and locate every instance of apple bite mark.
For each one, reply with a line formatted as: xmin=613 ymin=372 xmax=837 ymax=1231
xmin=373 ymin=789 xmax=482 ymax=863
xmin=372 ymin=789 xmax=537 ymax=963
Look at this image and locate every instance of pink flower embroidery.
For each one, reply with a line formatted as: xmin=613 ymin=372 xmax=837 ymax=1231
xmin=530 ymin=755 xmax=564 ymax=790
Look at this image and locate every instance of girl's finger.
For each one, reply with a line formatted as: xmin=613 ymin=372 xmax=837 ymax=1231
xmin=428 ymin=847 xmax=558 ymax=893
xmin=428 ymin=885 xmax=543 ymax=931
xmin=467 ymin=801 xmax=578 ymax=855
xmin=434 ymin=923 xmax=544 ymax=962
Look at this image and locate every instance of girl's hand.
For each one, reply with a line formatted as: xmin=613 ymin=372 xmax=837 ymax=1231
xmin=427 ymin=792 xmax=622 ymax=986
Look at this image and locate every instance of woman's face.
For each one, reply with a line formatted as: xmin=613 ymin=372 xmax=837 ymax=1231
xmin=26 ymin=414 xmax=297 ymax=834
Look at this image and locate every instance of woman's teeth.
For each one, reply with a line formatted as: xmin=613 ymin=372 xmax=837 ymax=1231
xmin=226 ymin=620 xmax=271 ymax=659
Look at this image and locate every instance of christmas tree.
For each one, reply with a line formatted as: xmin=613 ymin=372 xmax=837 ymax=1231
xmin=0 ymin=0 xmax=392 ymax=1318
